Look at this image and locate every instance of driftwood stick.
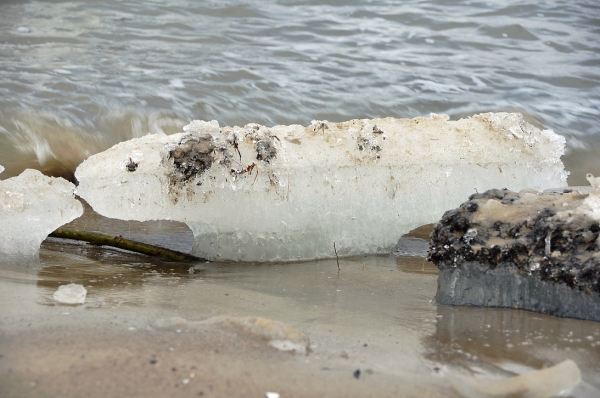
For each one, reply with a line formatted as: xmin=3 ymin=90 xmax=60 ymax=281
xmin=333 ymin=242 xmax=340 ymax=271
xmin=49 ymin=228 xmax=202 ymax=262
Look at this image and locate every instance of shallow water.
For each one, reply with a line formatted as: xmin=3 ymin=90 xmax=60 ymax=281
xmin=1 ymin=207 xmax=599 ymax=396
xmin=0 ymin=0 xmax=599 ymax=183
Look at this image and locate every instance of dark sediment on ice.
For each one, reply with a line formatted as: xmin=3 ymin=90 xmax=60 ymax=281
xmin=427 ymin=183 xmax=600 ymax=321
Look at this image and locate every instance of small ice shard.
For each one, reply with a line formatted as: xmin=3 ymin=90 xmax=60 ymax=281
xmin=53 ymin=283 xmax=87 ymax=304
xmin=265 ymin=393 xmax=280 ymax=398
xmin=586 ymin=173 xmax=600 ymax=191
xmin=0 ymin=169 xmax=83 ymax=263
xmin=75 ymin=113 xmax=567 ymax=262
xmin=0 ymin=164 xmax=4 ymax=175
xmin=449 ymin=359 xmax=581 ymax=398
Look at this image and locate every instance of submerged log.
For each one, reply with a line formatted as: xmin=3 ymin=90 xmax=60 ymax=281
xmin=428 ymin=178 xmax=600 ymax=321
xmin=49 ymin=228 xmax=202 ymax=262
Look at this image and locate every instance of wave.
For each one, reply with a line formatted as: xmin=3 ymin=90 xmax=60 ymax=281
xmin=0 ymin=109 xmax=187 ymax=182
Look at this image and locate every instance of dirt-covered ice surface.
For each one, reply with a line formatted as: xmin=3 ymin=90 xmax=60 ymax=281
xmin=0 ymin=211 xmax=599 ymax=397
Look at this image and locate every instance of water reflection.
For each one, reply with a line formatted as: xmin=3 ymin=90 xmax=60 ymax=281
xmin=396 ymin=255 xmax=438 ymax=275
xmin=423 ymin=304 xmax=600 ymax=389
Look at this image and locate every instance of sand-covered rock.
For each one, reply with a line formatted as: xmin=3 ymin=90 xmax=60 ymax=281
xmin=75 ymin=113 xmax=567 ymax=262
xmin=428 ymin=177 xmax=600 ymax=321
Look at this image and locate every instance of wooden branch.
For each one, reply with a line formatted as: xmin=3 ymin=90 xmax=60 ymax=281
xmin=333 ymin=241 xmax=340 ymax=271
xmin=49 ymin=228 xmax=203 ymax=262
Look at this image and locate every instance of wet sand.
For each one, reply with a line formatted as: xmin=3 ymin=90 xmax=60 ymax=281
xmin=0 ymin=211 xmax=599 ymax=397
xmin=0 ymin=254 xmax=451 ymax=398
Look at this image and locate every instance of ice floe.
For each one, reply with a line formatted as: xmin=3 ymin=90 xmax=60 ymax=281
xmin=75 ymin=113 xmax=567 ymax=262
xmin=0 ymin=169 xmax=83 ymax=263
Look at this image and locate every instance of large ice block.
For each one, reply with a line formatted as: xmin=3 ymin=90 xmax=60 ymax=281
xmin=0 ymin=169 xmax=83 ymax=263
xmin=75 ymin=113 xmax=567 ymax=262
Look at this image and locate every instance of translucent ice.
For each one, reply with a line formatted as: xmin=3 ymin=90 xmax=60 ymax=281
xmin=75 ymin=113 xmax=567 ymax=262
xmin=0 ymin=169 xmax=83 ymax=262
xmin=53 ymin=283 xmax=87 ymax=304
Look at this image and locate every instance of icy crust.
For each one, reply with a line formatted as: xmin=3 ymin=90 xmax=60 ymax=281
xmin=75 ymin=113 xmax=567 ymax=262
xmin=0 ymin=169 xmax=83 ymax=262
xmin=428 ymin=184 xmax=600 ymax=321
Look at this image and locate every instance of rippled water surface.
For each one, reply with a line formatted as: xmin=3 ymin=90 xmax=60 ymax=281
xmin=0 ymin=0 xmax=598 ymax=183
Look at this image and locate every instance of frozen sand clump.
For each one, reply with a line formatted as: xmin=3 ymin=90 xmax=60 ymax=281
xmin=53 ymin=283 xmax=87 ymax=304
xmin=450 ymin=359 xmax=581 ymax=398
xmin=0 ymin=169 xmax=83 ymax=263
xmin=152 ymin=316 xmax=310 ymax=355
xmin=429 ymin=178 xmax=600 ymax=321
xmin=75 ymin=113 xmax=567 ymax=262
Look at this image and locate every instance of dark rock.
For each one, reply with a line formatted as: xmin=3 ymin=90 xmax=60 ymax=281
xmin=428 ymin=184 xmax=600 ymax=321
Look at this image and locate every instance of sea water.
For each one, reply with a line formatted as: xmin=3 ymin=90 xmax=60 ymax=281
xmin=0 ymin=0 xmax=598 ymax=184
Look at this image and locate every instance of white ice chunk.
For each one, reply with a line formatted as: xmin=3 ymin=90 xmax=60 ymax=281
xmin=557 ymin=173 xmax=600 ymax=222
xmin=75 ymin=113 xmax=567 ymax=262
xmin=0 ymin=164 xmax=4 ymax=175
xmin=449 ymin=359 xmax=581 ymax=398
xmin=586 ymin=173 xmax=600 ymax=191
xmin=53 ymin=283 xmax=87 ymax=304
xmin=0 ymin=169 xmax=83 ymax=262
